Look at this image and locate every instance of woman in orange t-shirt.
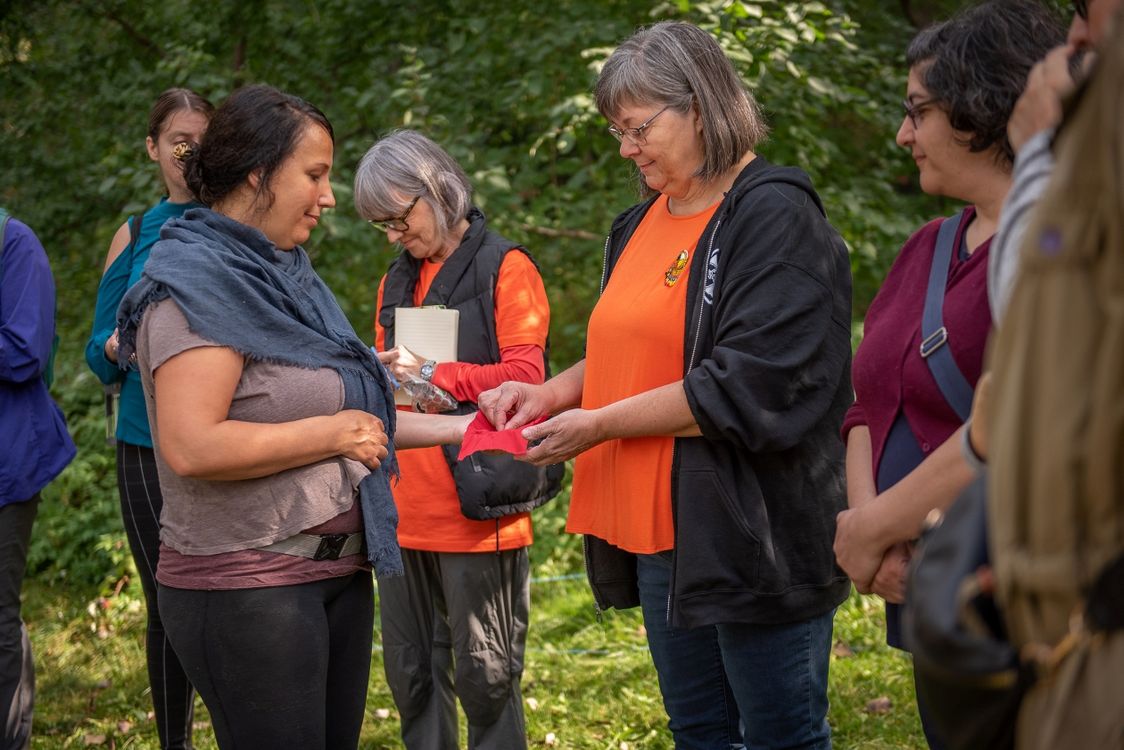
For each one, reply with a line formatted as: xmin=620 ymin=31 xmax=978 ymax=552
xmin=355 ymin=130 xmax=551 ymax=750
xmin=480 ymin=22 xmax=852 ymax=750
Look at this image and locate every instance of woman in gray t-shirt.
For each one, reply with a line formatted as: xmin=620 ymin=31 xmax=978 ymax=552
xmin=118 ymin=84 xmax=469 ymax=750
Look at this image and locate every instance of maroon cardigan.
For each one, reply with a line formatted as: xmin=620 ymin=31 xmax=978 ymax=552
xmin=843 ymin=208 xmax=992 ymax=474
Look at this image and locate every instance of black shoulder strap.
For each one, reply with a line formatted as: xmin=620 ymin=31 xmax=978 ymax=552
xmin=920 ymin=209 xmax=974 ymax=421
xmin=127 ymin=211 xmax=146 ymax=255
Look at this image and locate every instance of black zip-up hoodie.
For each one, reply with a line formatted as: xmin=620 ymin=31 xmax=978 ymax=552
xmin=585 ymin=156 xmax=853 ymax=628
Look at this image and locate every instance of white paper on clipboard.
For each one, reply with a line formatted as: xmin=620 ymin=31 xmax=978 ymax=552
xmin=392 ymin=306 xmax=459 ymax=405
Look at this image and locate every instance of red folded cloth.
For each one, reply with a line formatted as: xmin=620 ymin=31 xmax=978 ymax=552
xmin=457 ymin=412 xmax=547 ymax=460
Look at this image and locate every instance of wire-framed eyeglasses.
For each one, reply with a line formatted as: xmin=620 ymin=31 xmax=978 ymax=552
xmin=369 ymin=195 xmax=420 ymax=233
xmin=902 ymin=97 xmax=937 ymax=128
xmin=608 ymin=105 xmax=671 ymax=146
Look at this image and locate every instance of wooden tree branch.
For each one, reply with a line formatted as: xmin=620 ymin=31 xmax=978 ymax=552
xmin=92 ymin=3 xmax=165 ymax=59
xmin=517 ymin=223 xmax=600 ymax=241
xmin=233 ymin=35 xmax=247 ymax=78
xmin=901 ymin=0 xmax=918 ymax=27
xmin=900 ymin=0 xmax=968 ymax=29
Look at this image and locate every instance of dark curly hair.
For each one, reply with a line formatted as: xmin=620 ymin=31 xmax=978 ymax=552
xmin=906 ymin=0 xmax=1065 ymax=167
xmin=183 ymin=84 xmax=333 ymax=208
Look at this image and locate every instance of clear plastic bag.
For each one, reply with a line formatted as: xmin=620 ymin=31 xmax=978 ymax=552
xmin=371 ymin=344 xmax=458 ymax=413
xmin=399 ymin=372 xmax=457 ymax=413
xmin=104 ymin=382 xmax=120 ymax=446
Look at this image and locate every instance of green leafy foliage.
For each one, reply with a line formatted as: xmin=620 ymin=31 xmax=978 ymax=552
xmin=5 ymin=2 xmax=938 ymax=589
xmin=1 ymin=3 xmax=1063 ymax=745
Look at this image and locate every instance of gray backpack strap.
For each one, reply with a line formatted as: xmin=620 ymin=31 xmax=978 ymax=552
xmin=920 ymin=209 xmax=975 ymax=421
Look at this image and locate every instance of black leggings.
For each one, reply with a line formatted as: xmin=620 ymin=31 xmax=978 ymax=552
xmin=0 ymin=494 xmax=37 ymax=735
xmin=117 ymin=442 xmax=196 ymax=750
xmin=158 ymin=572 xmax=374 ymax=750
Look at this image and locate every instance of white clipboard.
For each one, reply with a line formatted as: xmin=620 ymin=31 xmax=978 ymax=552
xmin=392 ymin=306 xmax=459 ymax=405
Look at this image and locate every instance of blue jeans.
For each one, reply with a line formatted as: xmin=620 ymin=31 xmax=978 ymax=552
xmin=637 ymin=553 xmax=833 ymax=750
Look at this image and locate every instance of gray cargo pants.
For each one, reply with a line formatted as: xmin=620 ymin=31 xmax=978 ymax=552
xmin=378 ymin=547 xmax=529 ymax=750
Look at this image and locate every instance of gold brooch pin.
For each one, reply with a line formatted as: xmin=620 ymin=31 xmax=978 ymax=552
xmin=664 ymin=249 xmax=689 ymax=287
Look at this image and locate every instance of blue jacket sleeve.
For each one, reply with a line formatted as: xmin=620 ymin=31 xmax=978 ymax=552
xmin=0 ymin=220 xmax=56 ymax=384
xmin=85 ymin=221 xmax=134 ymax=385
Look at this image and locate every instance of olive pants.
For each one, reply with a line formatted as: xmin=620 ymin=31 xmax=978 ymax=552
xmin=378 ymin=548 xmax=529 ymax=750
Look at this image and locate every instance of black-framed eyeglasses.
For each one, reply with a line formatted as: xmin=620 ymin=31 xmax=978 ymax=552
xmin=1073 ymin=0 xmax=1088 ymax=19
xmin=369 ymin=195 xmax=420 ymax=233
xmin=607 ymin=105 xmax=671 ymax=146
xmin=902 ymin=97 xmax=937 ymax=128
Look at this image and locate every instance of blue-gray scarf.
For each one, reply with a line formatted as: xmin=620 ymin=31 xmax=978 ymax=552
xmin=117 ymin=208 xmax=403 ymax=578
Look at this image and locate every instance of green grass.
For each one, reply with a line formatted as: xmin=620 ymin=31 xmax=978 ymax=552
xmin=21 ymin=500 xmax=926 ymax=749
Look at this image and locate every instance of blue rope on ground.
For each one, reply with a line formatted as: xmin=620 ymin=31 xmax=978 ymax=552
xmin=529 ymin=572 xmax=585 ymax=584
xmin=370 ymin=643 xmax=649 ymax=656
xmin=374 ymin=571 xmax=585 ymax=591
xmin=371 ymin=570 xmax=644 ymax=658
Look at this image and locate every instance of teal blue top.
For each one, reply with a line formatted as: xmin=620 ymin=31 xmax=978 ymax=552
xmin=85 ymin=198 xmax=199 ymax=447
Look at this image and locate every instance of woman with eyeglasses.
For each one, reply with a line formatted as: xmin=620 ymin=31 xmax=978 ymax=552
xmin=84 ymin=87 xmax=212 ymax=750
xmin=114 ymin=87 xmax=470 ymax=749
xmin=831 ymin=2 xmax=1063 ymax=746
xmin=353 ymin=129 xmax=553 ymax=750
xmin=479 ymin=21 xmax=852 ymax=749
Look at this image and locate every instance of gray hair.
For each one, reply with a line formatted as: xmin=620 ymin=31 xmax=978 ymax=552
xmin=353 ymin=129 xmax=473 ymax=238
xmin=595 ymin=21 xmax=767 ymax=183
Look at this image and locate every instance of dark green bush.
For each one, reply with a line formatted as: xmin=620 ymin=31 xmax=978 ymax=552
xmin=3 ymin=0 xmax=955 ymax=588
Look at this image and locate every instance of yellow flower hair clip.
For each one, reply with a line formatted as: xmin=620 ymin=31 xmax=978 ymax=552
xmin=171 ymin=141 xmax=196 ymax=162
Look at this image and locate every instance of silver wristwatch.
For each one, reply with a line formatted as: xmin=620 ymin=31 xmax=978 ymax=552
xmin=420 ymin=359 xmax=436 ymax=382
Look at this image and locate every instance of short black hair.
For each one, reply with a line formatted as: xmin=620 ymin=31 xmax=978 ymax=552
xmin=184 ymin=84 xmax=333 ymax=207
xmin=907 ymin=0 xmax=1065 ymax=167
